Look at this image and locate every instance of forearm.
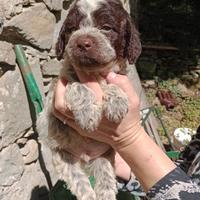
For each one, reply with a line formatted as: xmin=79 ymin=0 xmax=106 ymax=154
xmin=116 ymin=128 xmax=176 ymax=192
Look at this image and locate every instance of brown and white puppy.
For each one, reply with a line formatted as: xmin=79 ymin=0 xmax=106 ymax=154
xmin=56 ymin=0 xmax=141 ymax=70
xmin=37 ymin=0 xmax=141 ymax=200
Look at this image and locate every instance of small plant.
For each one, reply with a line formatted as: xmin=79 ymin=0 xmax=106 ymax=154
xmin=156 ymin=79 xmax=182 ymax=97
xmin=180 ymin=96 xmax=200 ymax=129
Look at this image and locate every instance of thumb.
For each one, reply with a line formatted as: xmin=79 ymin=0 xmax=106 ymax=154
xmin=74 ymin=68 xmax=103 ymax=103
xmin=106 ymin=72 xmax=139 ymax=100
xmin=106 ymin=72 xmax=131 ymax=93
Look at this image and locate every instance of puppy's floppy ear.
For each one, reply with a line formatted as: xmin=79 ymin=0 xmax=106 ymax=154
xmin=56 ymin=24 xmax=67 ymax=61
xmin=121 ymin=15 xmax=141 ymax=64
xmin=56 ymin=5 xmax=83 ymax=60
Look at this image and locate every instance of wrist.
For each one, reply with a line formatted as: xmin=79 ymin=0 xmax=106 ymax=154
xmin=114 ymin=128 xmax=176 ymax=191
xmin=112 ymin=123 xmax=145 ymax=151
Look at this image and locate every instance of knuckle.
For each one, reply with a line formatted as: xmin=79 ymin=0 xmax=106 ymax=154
xmin=119 ymin=76 xmax=128 ymax=85
xmin=129 ymin=97 xmax=140 ymax=110
xmin=52 ymin=105 xmax=59 ymax=116
xmin=54 ymin=102 xmax=62 ymax=113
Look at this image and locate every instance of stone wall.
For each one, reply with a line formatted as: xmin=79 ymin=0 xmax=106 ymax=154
xmin=0 ymin=1 xmax=129 ymax=200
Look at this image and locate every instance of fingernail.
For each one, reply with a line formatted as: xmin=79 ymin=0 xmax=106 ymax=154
xmin=61 ymin=78 xmax=68 ymax=85
xmin=107 ymin=72 xmax=116 ymax=80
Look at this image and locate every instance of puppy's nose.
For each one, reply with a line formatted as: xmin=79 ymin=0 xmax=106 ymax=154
xmin=77 ymin=36 xmax=94 ymax=51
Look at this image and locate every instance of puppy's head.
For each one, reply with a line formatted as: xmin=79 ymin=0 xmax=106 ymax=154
xmin=56 ymin=0 xmax=141 ymax=72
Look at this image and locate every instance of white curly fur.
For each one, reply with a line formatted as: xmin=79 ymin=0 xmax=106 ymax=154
xmin=77 ymin=0 xmax=105 ymax=26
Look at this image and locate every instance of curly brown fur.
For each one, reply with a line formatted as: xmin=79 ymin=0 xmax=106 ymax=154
xmin=37 ymin=0 xmax=141 ymax=199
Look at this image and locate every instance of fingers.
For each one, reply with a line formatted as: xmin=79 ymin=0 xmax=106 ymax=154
xmin=52 ymin=104 xmax=74 ymax=123
xmin=53 ymin=78 xmax=74 ymax=123
xmin=65 ymin=118 xmax=113 ymax=145
xmin=53 ymin=70 xmax=103 ymax=124
xmin=115 ymin=153 xmax=131 ymax=181
xmin=106 ymin=72 xmax=139 ymax=102
xmin=54 ymin=78 xmax=68 ymax=116
xmin=74 ymin=69 xmax=103 ymax=103
xmin=65 ymin=118 xmax=89 ymax=136
xmin=106 ymin=72 xmax=133 ymax=94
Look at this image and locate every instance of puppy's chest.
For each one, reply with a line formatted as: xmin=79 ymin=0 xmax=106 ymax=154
xmin=58 ymin=69 xmax=128 ymax=161
xmin=55 ymin=129 xmax=111 ymax=162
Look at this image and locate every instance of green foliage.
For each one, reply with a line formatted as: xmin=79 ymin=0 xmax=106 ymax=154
xmin=181 ymin=96 xmax=200 ymax=128
xmin=156 ymin=79 xmax=182 ymax=97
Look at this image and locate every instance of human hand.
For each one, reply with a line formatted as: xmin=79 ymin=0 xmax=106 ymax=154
xmin=53 ymin=71 xmax=177 ymax=192
xmin=115 ymin=152 xmax=131 ymax=181
xmin=53 ymin=71 xmax=142 ymax=151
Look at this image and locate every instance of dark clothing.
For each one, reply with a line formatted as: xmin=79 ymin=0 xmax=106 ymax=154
xmin=147 ymin=167 xmax=200 ymax=199
xmin=118 ymin=125 xmax=200 ymax=199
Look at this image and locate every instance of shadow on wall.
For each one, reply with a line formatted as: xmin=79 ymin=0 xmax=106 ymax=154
xmin=30 ymin=186 xmax=49 ymax=200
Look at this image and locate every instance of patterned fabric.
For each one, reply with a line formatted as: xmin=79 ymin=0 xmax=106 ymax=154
xmin=188 ymin=151 xmax=200 ymax=186
xmin=178 ymin=125 xmax=200 ymax=173
xmin=117 ymin=176 xmax=146 ymax=197
xmin=117 ymin=125 xmax=200 ymax=199
xmin=147 ymin=167 xmax=200 ymax=200
xmin=177 ymin=125 xmax=200 ymax=187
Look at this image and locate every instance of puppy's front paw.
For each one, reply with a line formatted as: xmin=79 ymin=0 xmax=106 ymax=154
xmin=65 ymin=83 xmax=102 ymax=131
xmin=103 ymin=84 xmax=128 ymax=123
xmin=74 ymin=104 xmax=102 ymax=132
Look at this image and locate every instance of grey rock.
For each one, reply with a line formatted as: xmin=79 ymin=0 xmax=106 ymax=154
xmin=22 ymin=0 xmax=36 ymax=6
xmin=0 ymin=161 xmax=49 ymax=200
xmin=40 ymin=141 xmax=59 ymax=186
xmin=16 ymin=137 xmax=28 ymax=145
xmin=20 ymin=143 xmax=30 ymax=156
xmin=0 ymin=144 xmax=24 ymax=187
xmin=42 ymin=76 xmax=53 ymax=94
xmin=0 ymin=41 xmax=16 ymax=77
xmin=0 ymin=0 xmax=23 ymax=19
xmin=0 ymin=67 xmax=32 ymax=150
xmin=24 ymin=45 xmax=50 ymax=60
xmin=0 ymin=41 xmax=16 ymax=66
xmin=43 ymin=0 xmax=64 ymax=10
xmin=176 ymin=83 xmax=190 ymax=95
xmin=143 ymin=80 xmax=157 ymax=88
xmin=4 ymin=3 xmax=56 ymax=50
xmin=23 ymin=128 xmax=35 ymax=138
xmin=53 ymin=10 xmax=68 ymax=45
xmin=52 ymin=1 xmax=79 ymax=44
xmin=41 ymin=59 xmax=62 ymax=76
xmin=22 ymin=139 xmax=39 ymax=164
xmin=0 ymin=17 xmax=4 ymax=34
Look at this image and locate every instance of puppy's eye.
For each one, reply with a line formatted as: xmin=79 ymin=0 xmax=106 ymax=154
xmin=101 ymin=25 xmax=113 ymax=31
xmin=67 ymin=26 xmax=77 ymax=33
xmin=70 ymin=27 xmax=77 ymax=32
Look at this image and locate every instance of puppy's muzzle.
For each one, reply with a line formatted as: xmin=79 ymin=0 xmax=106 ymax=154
xmin=76 ymin=35 xmax=94 ymax=53
xmin=66 ymin=28 xmax=116 ymax=71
